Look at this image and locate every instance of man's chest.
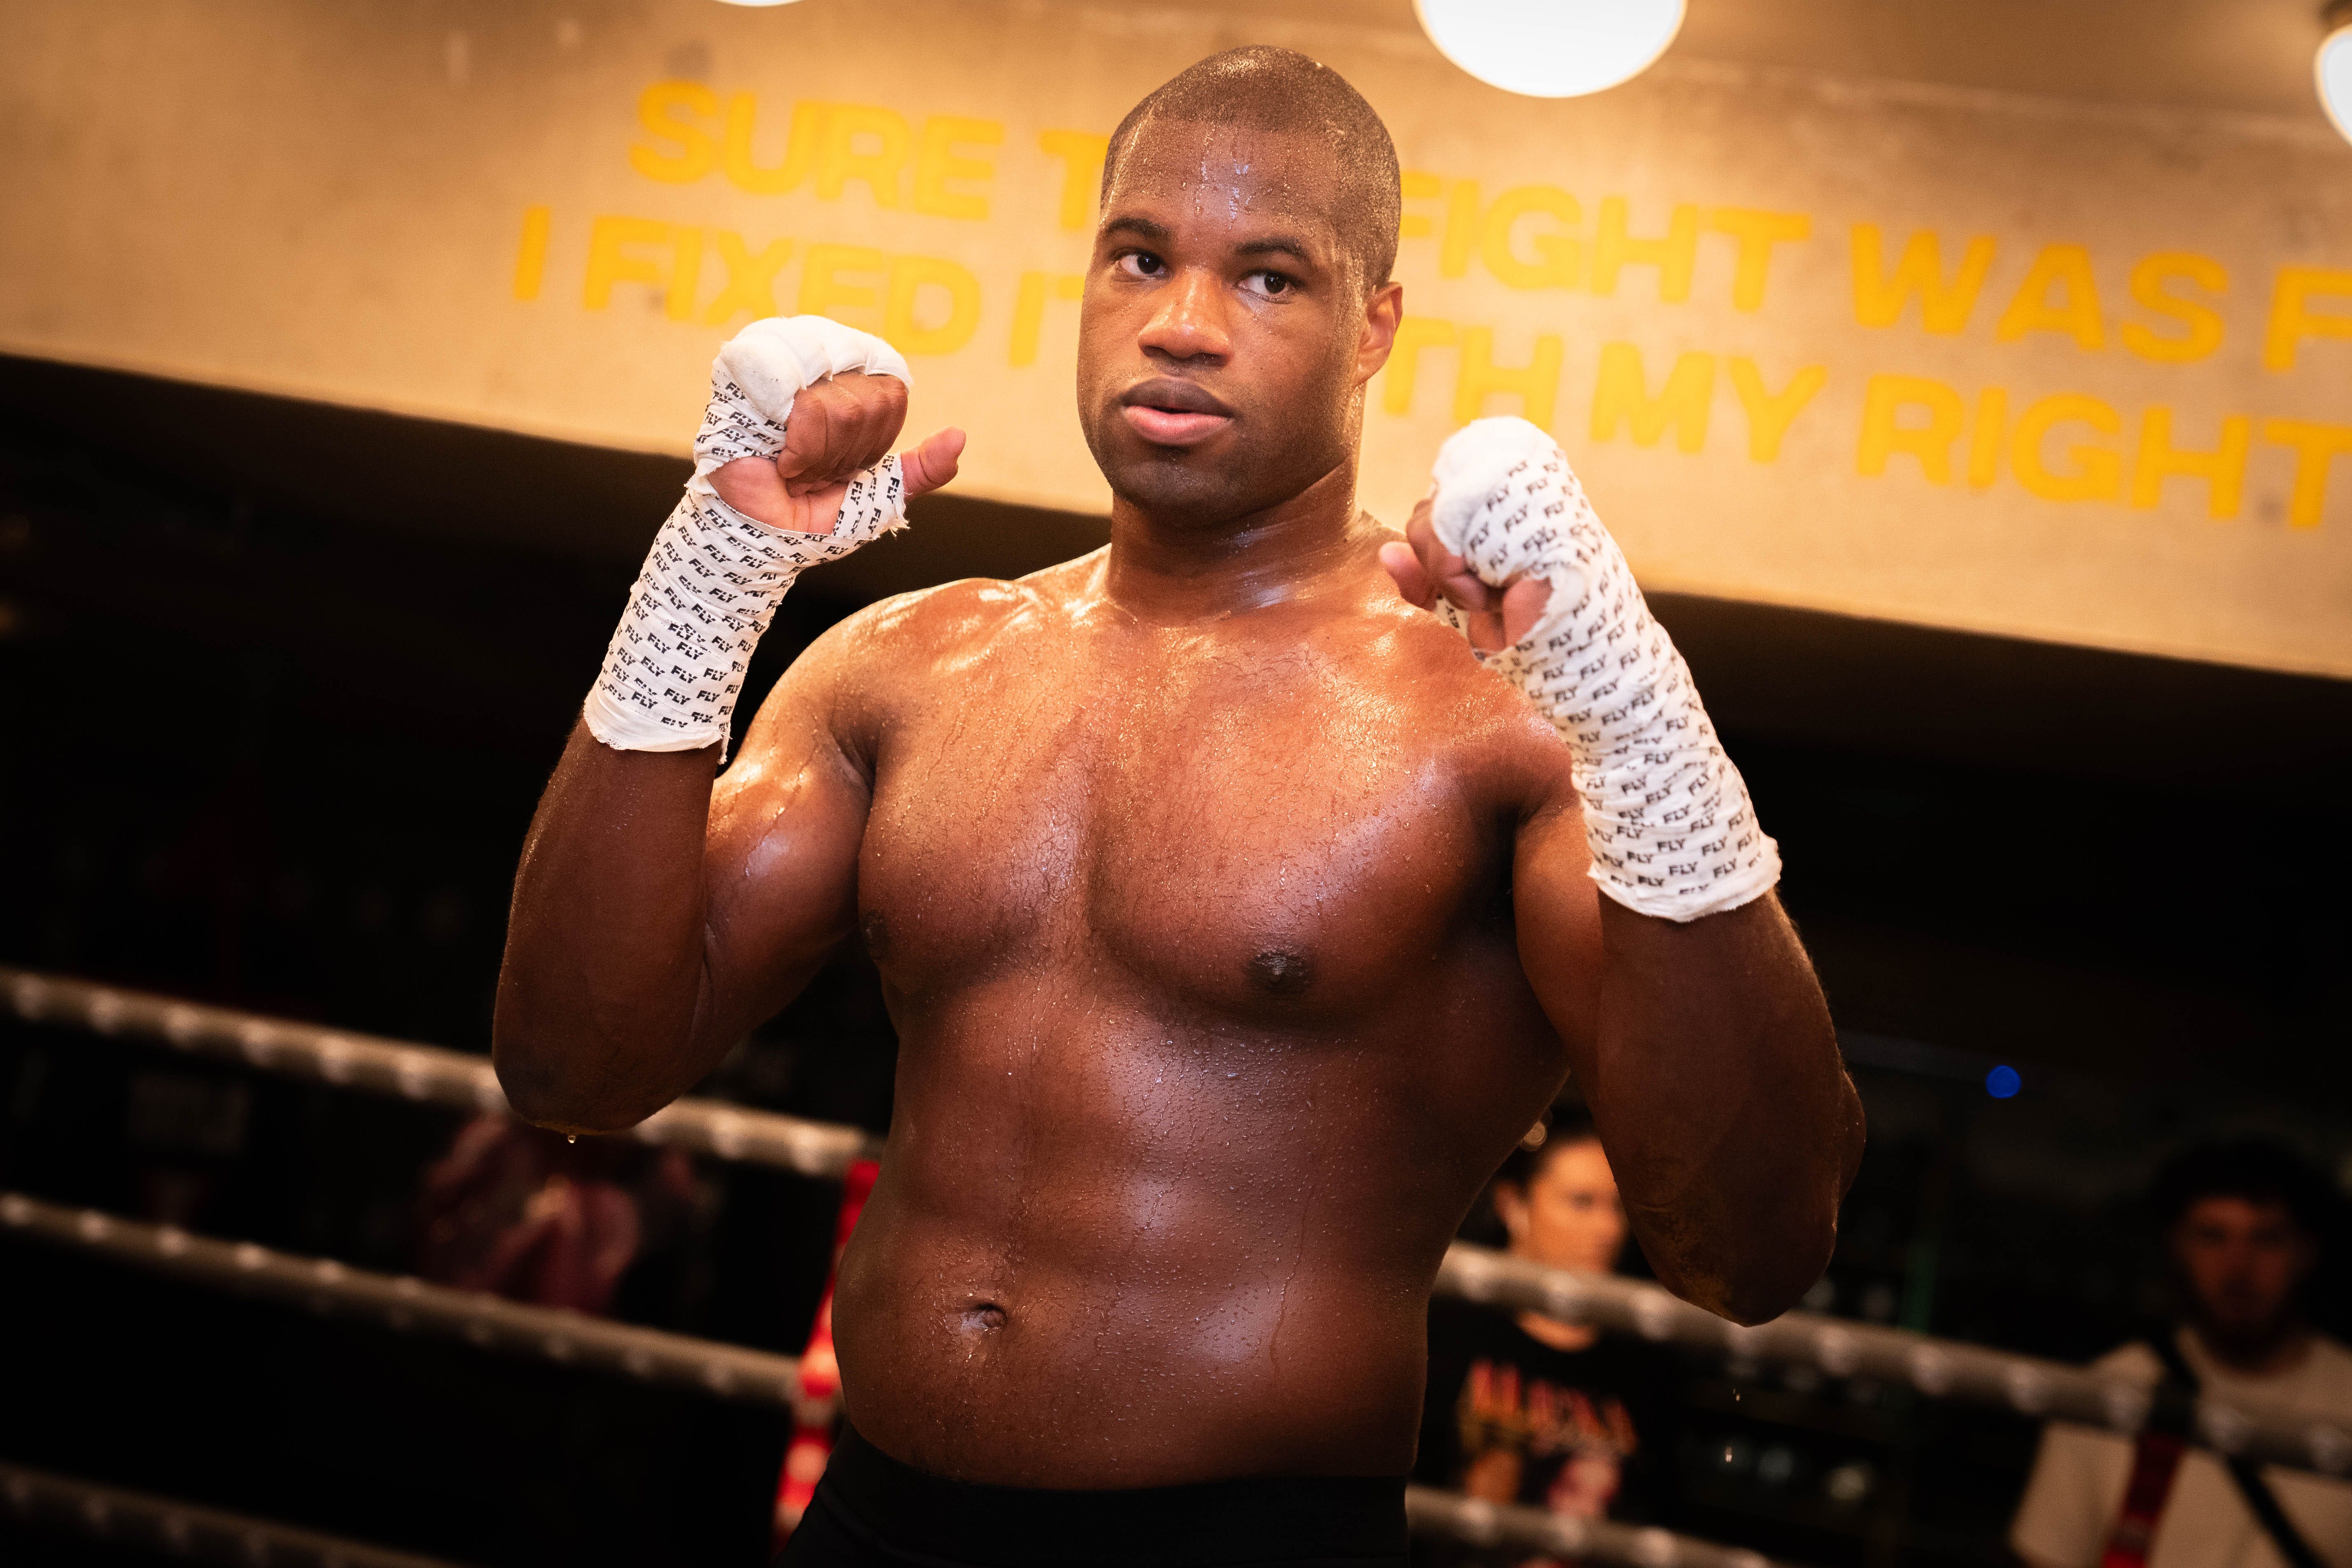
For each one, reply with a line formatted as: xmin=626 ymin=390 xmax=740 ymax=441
xmin=854 ymin=636 xmax=1512 ymax=1017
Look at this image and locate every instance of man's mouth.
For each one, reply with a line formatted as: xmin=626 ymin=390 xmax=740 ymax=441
xmin=1119 ymin=378 xmax=1234 ymax=447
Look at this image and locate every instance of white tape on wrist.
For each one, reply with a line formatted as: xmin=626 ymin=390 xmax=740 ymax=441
xmin=1428 ymin=417 xmax=1780 ymax=922
xmin=583 ymin=316 xmax=915 ymax=757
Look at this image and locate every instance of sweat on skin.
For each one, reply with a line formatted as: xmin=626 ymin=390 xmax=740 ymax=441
xmin=493 ymin=47 xmax=1863 ymax=1492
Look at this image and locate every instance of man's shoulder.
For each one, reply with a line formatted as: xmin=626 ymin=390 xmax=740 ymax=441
xmin=2290 ymin=1333 xmax=2352 ymax=1412
xmin=2304 ymin=1331 xmax=2352 ymax=1370
xmin=2091 ymin=1339 xmax=2167 ymax=1381
xmin=820 ymin=548 xmax=1106 ymax=665
xmin=2090 ymin=1331 xmax=2352 ymax=1414
xmin=1323 ymin=591 xmax=1579 ymax=783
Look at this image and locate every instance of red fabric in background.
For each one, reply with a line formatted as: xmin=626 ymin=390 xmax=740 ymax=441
xmin=2101 ymin=1430 xmax=2188 ymax=1568
xmin=775 ymin=1158 xmax=881 ymax=1546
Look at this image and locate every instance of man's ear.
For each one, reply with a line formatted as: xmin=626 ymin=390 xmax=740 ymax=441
xmin=1356 ymin=280 xmax=1404 ymax=385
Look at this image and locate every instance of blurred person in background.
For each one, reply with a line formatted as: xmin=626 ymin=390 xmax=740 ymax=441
xmin=418 ymin=1113 xmax=702 ymax=1316
xmin=2011 ymin=1139 xmax=2352 ymax=1568
xmin=1416 ymin=1107 xmax=1678 ymax=1560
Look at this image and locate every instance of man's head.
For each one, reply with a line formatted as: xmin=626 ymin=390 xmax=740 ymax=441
xmin=1075 ymin=47 xmax=1404 ymax=527
xmin=2154 ymin=1140 xmax=2328 ymax=1356
xmin=1493 ymin=1111 xmax=1627 ymax=1277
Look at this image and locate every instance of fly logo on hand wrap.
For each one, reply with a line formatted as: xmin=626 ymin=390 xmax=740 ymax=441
xmin=583 ymin=316 xmax=915 ymax=758
xmin=1429 ymin=417 xmax=1781 ymax=923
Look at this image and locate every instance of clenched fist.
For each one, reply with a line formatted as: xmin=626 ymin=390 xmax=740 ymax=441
xmin=1378 ymin=497 xmax=1554 ymax=653
xmin=712 ymin=370 xmax=966 ymax=535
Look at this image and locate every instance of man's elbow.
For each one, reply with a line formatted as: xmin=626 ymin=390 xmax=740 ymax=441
xmin=490 ymin=1006 xmax=646 ymax=1136
xmin=1715 ymin=1221 xmax=1839 ymax=1325
xmin=1704 ymin=1080 xmax=1869 ymax=1323
xmin=1650 ymin=1172 xmax=1849 ymax=1327
xmin=493 ymin=1035 xmax=593 ymax=1132
xmin=1722 ymin=1121 xmax=1866 ymax=1323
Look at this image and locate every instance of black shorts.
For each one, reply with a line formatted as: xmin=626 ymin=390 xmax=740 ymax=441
xmin=777 ymin=1425 xmax=1409 ymax=1568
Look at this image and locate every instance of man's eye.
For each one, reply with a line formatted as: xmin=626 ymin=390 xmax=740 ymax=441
xmin=1117 ymin=252 xmax=1165 ymax=278
xmin=1245 ymin=270 xmax=1295 ymax=298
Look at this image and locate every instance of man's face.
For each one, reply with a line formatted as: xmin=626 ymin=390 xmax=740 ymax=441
xmin=2171 ymin=1196 xmax=2314 ymax=1343
xmin=1498 ymin=1139 xmax=1627 ymax=1277
xmin=1075 ymin=116 xmax=1400 ymax=526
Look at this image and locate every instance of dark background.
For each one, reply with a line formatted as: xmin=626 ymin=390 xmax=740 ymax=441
xmin=2 ymin=351 xmax=2348 ymax=1568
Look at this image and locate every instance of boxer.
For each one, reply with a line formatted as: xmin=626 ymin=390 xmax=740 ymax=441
xmin=495 ymin=44 xmax=1864 ymax=1568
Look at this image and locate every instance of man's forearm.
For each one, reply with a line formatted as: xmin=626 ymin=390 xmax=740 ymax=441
xmin=493 ymin=723 xmax=723 ymax=1132
xmin=1407 ymin=418 xmax=1864 ymax=1322
xmin=1590 ymin=895 xmax=1863 ymax=1324
xmin=495 ymin=318 xmax=946 ymax=1132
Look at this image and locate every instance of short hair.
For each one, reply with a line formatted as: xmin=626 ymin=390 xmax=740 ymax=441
xmin=1101 ymin=46 xmax=1403 ymax=287
xmin=2153 ymin=1138 xmax=2332 ymax=1236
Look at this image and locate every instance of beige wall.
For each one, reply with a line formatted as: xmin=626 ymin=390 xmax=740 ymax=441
xmin=5 ymin=0 xmax=2350 ymax=675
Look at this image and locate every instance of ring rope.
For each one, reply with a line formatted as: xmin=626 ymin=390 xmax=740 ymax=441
xmin=0 ymin=965 xmax=878 ymax=1179
xmin=10 ymin=965 xmax=2351 ymax=1480
xmin=0 ymin=1459 xmax=1801 ymax=1568
xmin=0 ymin=1457 xmax=474 ymax=1568
xmin=1433 ymin=1248 xmax=2352 ymax=1480
xmin=2 ymin=1191 xmax=1786 ymax=1568
xmin=0 ymin=1190 xmax=810 ymax=1411
xmin=1405 ymin=1484 xmax=1784 ymax=1568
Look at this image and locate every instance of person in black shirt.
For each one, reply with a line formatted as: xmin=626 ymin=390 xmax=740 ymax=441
xmin=1418 ymin=1110 xmax=1680 ymax=1554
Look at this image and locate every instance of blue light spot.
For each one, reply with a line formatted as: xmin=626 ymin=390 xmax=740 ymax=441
xmin=1986 ymin=1065 xmax=2022 ymax=1099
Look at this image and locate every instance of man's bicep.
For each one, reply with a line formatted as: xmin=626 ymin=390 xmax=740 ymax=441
xmin=1511 ymin=791 xmax=1606 ymax=1064
xmin=700 ymin=649 xmax=874 ymax=1036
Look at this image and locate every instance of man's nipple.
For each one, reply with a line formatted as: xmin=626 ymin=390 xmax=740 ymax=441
xmin=1248 ymin=947 xmax=1314 ymax=997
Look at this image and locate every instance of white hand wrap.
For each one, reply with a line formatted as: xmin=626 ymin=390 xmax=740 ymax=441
xmin=1429 ymin=417 xmax=1781 ymax=922
xmin=582 ymin=316 xmax=916 ymax=757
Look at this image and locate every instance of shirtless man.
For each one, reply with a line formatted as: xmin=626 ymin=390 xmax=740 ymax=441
xmin=495 ymin=46 xmax=1864 ymax=1568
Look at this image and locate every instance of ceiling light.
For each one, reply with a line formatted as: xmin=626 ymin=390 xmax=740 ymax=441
xmin=2322 ymin=1 xmax=2352 ymax=145
xmin=1412 ymin=0 xmax=1686 ymax=99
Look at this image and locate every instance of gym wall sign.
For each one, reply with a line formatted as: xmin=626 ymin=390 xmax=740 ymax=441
xmin=5 ymin=0 xmax=2348 ymax=677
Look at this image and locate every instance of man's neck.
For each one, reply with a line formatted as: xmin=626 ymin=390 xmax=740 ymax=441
xmin=2186 ymin=1318 xmax=2315 ymax=1380
xmin=1103 ymin=459 xmax=1379 ymax=623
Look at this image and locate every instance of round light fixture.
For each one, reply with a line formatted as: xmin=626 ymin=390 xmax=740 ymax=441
xmin=2322 ymin=1 xmax=2352 ymax=145
xmin=1412 ymin=0 xmax=1686 ymax=99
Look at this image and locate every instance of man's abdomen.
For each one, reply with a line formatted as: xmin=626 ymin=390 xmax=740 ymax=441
xmin=825 ymin=996 xmax=1561 ymax=1489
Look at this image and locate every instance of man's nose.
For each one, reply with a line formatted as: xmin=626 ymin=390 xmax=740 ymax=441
xmin=1137 ymin=268 xmax=1231 ymax=365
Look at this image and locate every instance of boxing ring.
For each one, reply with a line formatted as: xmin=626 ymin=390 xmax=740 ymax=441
xmin=0 ymin=1457 xmax=471 ymax=1568
xmin=8 ymin=966 xmax=2349 ymax=1568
